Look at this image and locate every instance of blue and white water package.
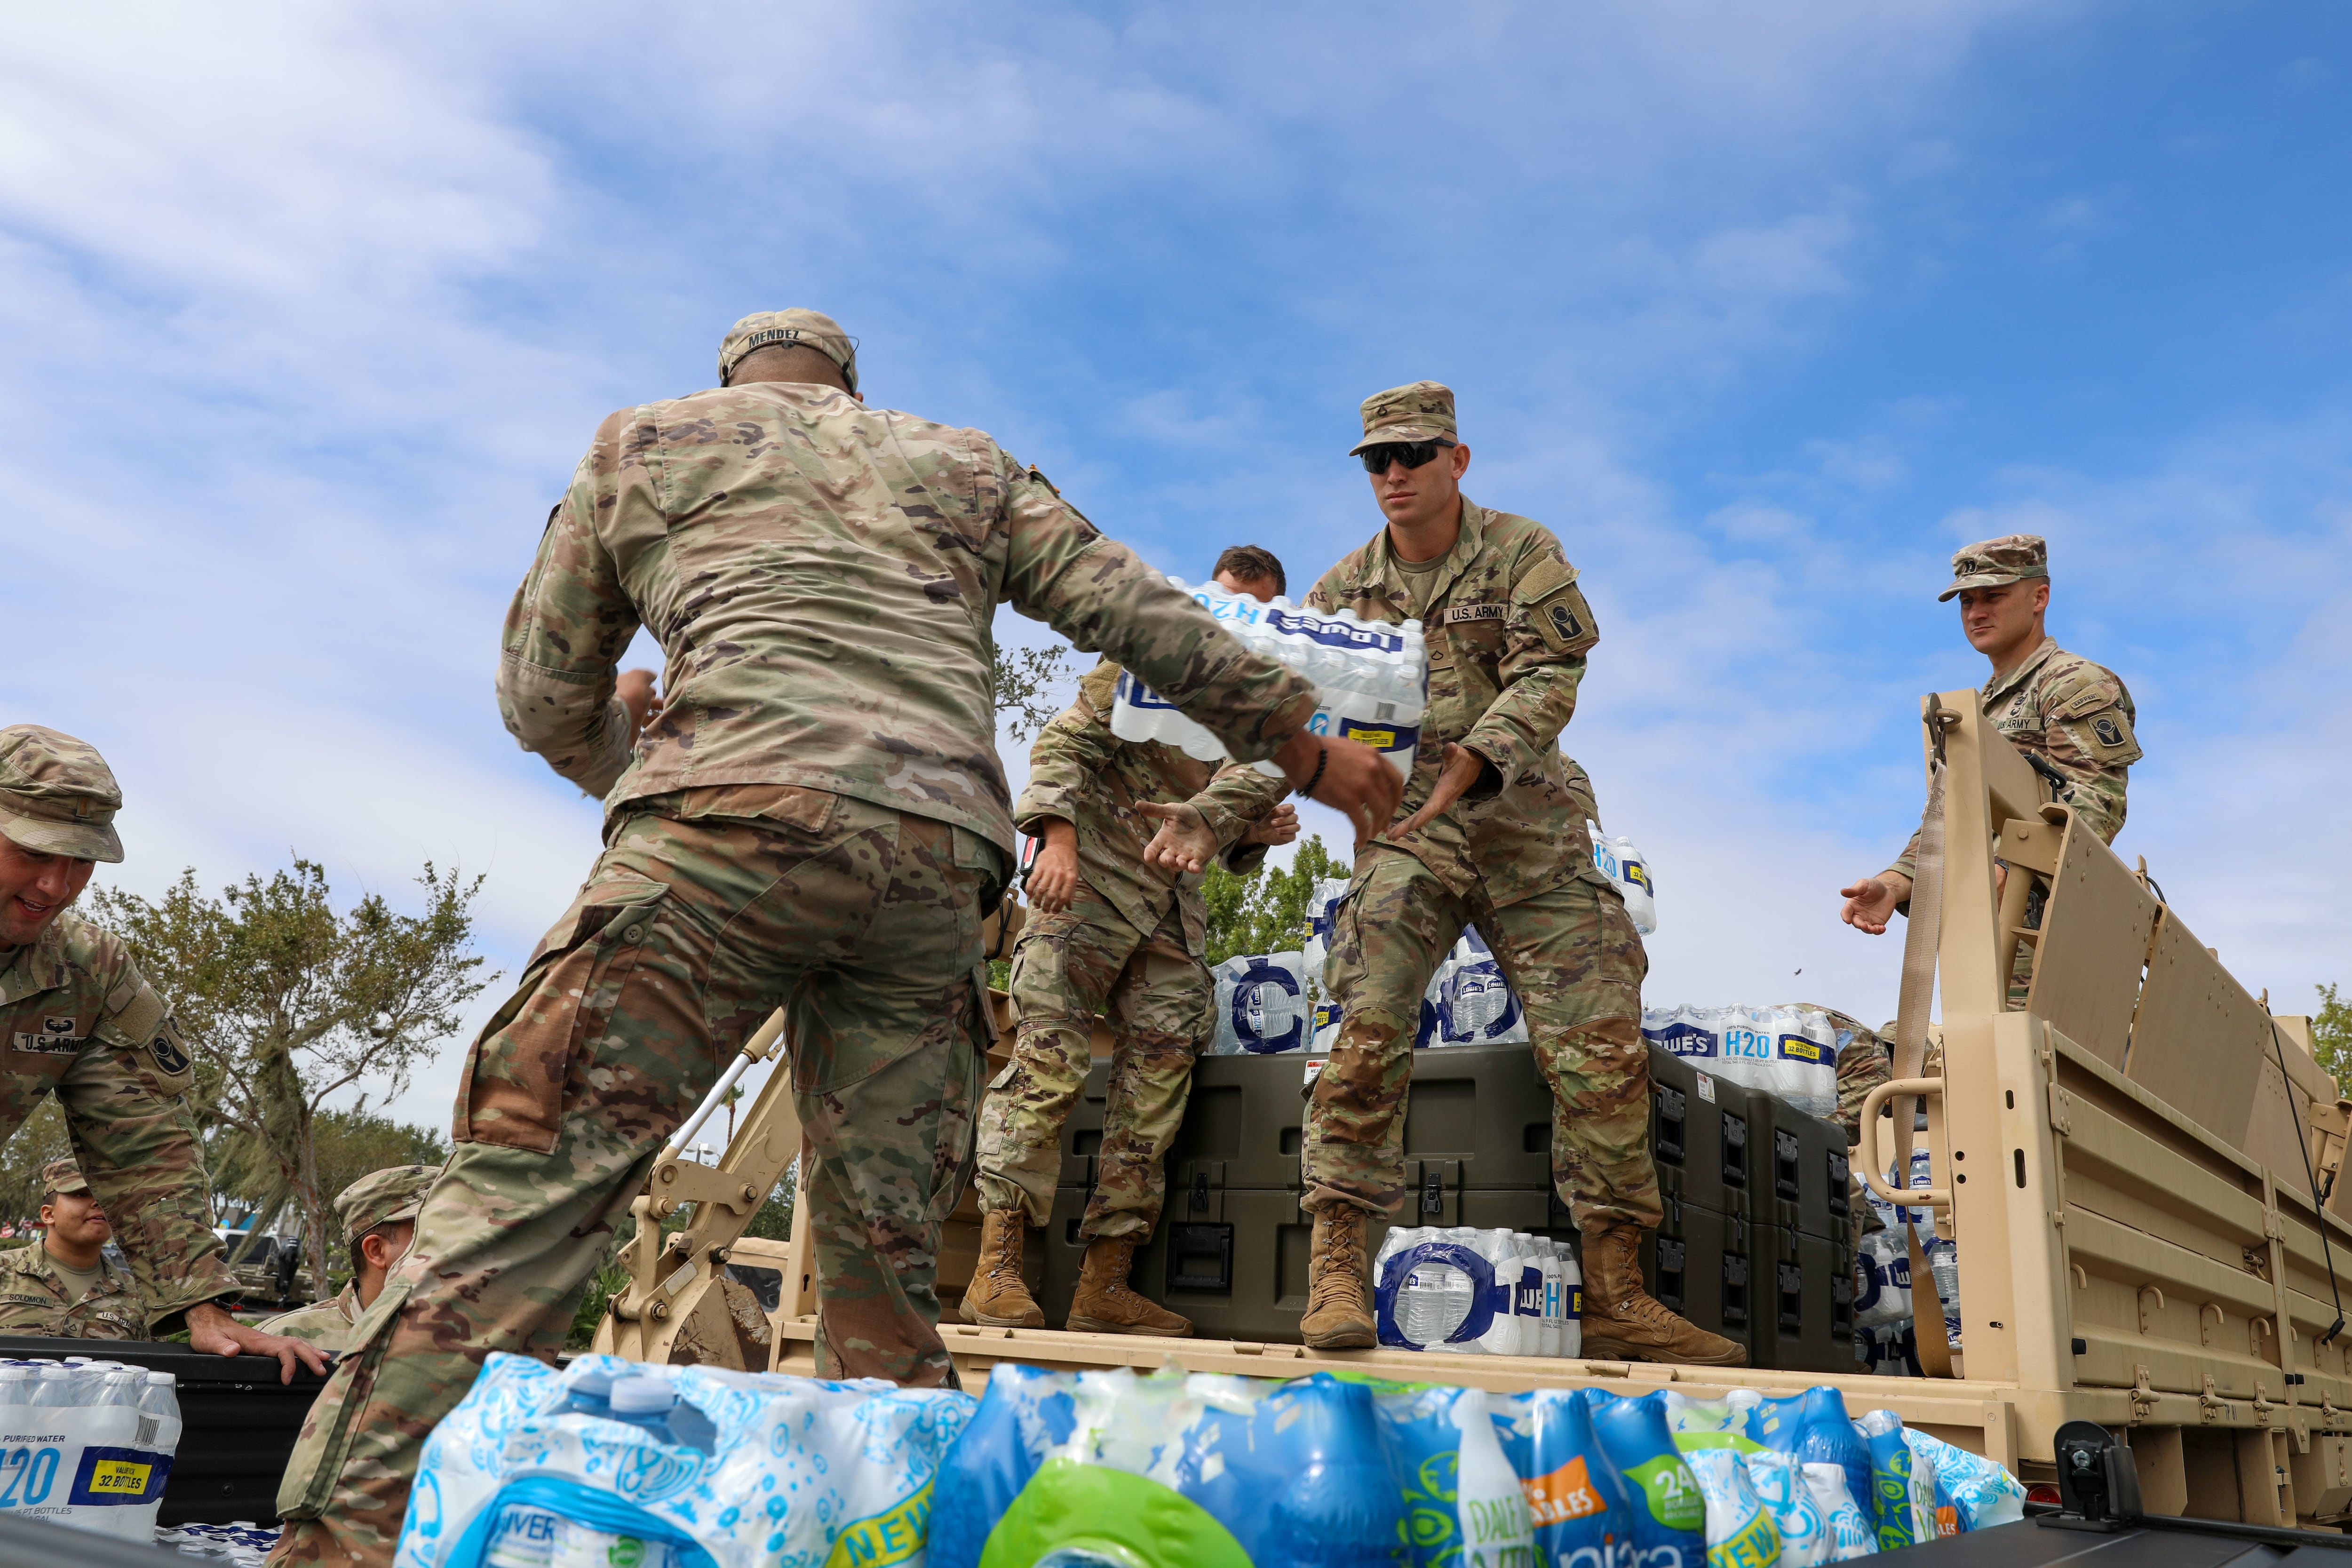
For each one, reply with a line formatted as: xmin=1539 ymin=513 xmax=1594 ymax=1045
xmin=1208 ymin=952 xmax=1313 ymax=1055
xmin=1733 ymin=1386 xmax=1873 ymax=1535
xmin=1907 ymin=1429 xmax=2026 ymax=1531
xmin=1742 ymin=1451 xmax=1825 ymax=1568
xmin=1685 ymin=1447 xmax=1781 ymax=1568
xmin=939 ymin=1365 xmax=1402 ymax=1568
xmin=395 ymin=1353 xmax=975 ymax=1568
xmin=1854 ymin=1409 xmax=1940 ymax=1549
xmin=1639 ymin=1006 xmax=1839 ymax=1118
xmin=1585 ymin=822 xmax=1658 ymax=936
xmin=929 ymin=1364 xmax=1078 ymax=1568
xmin=1373 ymin=1226 xmax=1575 ymax=1356
xmin=1416 ymin=927 xmax=1529 ymax=1048
xmin=1110 ymin=578 xmax=1428 ymax=778
xmin=1490 ymin=1387 xmax=1637 ymax=1568
xmin=1359 ymin=1379 xmax=1534 ymax=1568
xmin=1800 ymin=1463 xmax=1875 ymax=1560
xmin=1581 ymin=1390 xmax=1708 ymax=1568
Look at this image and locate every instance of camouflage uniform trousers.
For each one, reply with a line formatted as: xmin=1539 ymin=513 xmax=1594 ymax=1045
xmin=1306 ymin=846 xmax=1661 ymax=1228
xmin=975 ymin=888 xmax=1208 ymax=1243
xmin=271 ymin=788 xmax=1000 ymax=1568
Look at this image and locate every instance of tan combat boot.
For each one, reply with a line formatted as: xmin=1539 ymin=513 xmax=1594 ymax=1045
xmin=1578 ymin=1219 xmax=1748 ymax=1367
xmin=1065 ymin=1237 xmax=1193 ymax=1337
xmin=959 ymin=1209 xmax=1045 ymax=1328
xmin=1299 ymin=1205 xmax=1377 ymax=1351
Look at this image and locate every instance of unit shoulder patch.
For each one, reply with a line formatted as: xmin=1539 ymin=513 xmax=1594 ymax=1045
xmin=1513 ymin=555 xmax=1597 ymax=655
xmin=144 ymin=1017 xmax=196 ymax=1095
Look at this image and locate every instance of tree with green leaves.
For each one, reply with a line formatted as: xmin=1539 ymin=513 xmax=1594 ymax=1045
xmin=990 ymin=637 xmax=1074 ymax=742
xmin=86 ymin=860 xmax=491 ymax=1290
xmin=1200 ymin=835 xmax=1349 ymax=967
xmin=2312 ymin=983 xmax=2352 ymax=1093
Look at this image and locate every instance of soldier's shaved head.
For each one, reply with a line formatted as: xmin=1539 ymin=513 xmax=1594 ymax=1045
xmin=727 ymin=342 xmax=857 ymax=395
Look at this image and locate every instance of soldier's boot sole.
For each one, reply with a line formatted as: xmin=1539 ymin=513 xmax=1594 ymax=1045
xmin=961 ymin=1210 xmax=1046 ymax=1329
xmin=1579 ymin=1319 xmax=1749 ymax=1367
xmin=1065 ymin=1237 xmax=1193 ymax=1336
xmin=1300 ymin=1205 xmax=1377 ymax=1351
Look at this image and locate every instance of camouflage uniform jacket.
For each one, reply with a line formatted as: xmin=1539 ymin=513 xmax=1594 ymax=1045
xmin=1014 ymin=660 xmax=1290 ymax=950
xmin=1306 ymin=501 xmax=1606 ymax=907
xmin=497 ymin=382 xmax=1320 ymax=854
xmin=258 ymin=1283 xmax=359 ymax=1356
xmin=1889 ymin=637 xmax=2141 ymax=880
xmin=0 ymin=1241 xmax=149 ymax=1339
xmin=0 ymin=914 xmax=233 ymax=1325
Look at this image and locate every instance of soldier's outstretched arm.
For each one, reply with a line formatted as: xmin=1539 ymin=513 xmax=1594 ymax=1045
xmin=494 ymin=409 xmax=650 ymax=798
xmin=995 ymin=454 xmax=1400 ymax=839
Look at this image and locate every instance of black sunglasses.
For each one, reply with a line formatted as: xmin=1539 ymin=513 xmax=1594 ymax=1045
xmin=1359 ymin=440 xmax=1454 ymax=475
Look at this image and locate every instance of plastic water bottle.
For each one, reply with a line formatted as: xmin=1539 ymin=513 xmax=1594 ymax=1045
xmin=28 ymin=1364 xmax=75 ymax=1408
xmin=1927 ymin=1239 xmax=1963 ymax=1347
xmin=1586 ymin=822 xmax=1659 ymax=935
xmin=1399 ymin=1233 xmax=1479 ymax=1350
xmin=138 ymin=1371 xmax=181 ymax=1452
xmin=1560 ymin=1241 xmax=1583 ymax=1359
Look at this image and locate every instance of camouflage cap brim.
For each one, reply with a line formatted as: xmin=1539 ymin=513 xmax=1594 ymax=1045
xmin=0 ymin=805 xmax=120 ymax=864
xmin=1937 ymin=566 xmax=2047 ymax=603
xmin=1346 ymin=422 xmax=1457 ymax=456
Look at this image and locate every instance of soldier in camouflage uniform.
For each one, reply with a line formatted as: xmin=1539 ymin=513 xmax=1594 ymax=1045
xmin=1295 ymin=382 xmax=1743 ymax=1367
xmin=271 ymin=310 xmax=1399 ymax=1568
xmin=1840 ymin=536 xmax=2143 ymax=1001
xmin=258 ymin=1165 xmax=437 ymax=1356
xmin=0 ymin=1157 xmax=148 ymax=1338
xmin=967 ymin=548 xmax=1296 ymax=1337
xmin=0 ymin=727 xmax=323 ymax=1373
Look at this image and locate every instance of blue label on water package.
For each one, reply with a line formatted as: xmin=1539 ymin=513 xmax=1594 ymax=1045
xmin=70 ymin=1447 xmax=173 ymax=1506
xmin=1113 ymin=670 xmax=1180 ymax=711
xmin=1644 ymin=1022 xmax=1718 ymax=1059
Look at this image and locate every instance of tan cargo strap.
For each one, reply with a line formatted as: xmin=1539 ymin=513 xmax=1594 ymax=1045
xmin=1894 ymin=696 xmax=1958 ymax=1378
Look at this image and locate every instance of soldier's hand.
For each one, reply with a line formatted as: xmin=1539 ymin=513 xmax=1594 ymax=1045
xmin=185 ymin=1299 xmax=329 ymax=1383
xmin=1027 ymin=821 xmax=1081 ymax=915
xmin=1274 ymin=732 xmax=1403 ymax=851
xmin=1382 ymin=742 xmax=1485 ymax=843
xmin=1244 ymin=802 xmax=1300 ymax=848
xmin=617 ymin=668 xmax=663 ymax=739
xmin=1139 ymin=802 xmax=1219 ymax=874
xmin=1839 ymin=871 xmax=1913 ymax=936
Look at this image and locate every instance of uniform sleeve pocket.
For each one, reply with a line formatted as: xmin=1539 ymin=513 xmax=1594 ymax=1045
xmin=455 ymin=878 xmax=668 ymax=1154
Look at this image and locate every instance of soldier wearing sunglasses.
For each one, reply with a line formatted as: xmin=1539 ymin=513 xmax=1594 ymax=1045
xmin=1294 ymin=381 xmax=1743 ymax=1366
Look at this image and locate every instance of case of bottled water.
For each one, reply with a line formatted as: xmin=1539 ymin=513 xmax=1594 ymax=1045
xmin=1373 ymin=1226 xmax=1580 ymax=1357
xmin=1585 ymin=822 xmax=1658 ymax=936
xmin=1640 ymin=1003 xmax=1839 ymax=1118
xmin=0 ymin=1357 xmax=179 ymax=1541
xmin=1109 ymin=578 xmax=1429 ymax=778
xmin=1416 ymin=926 xmax=1530 ymax=1048
xmin=1207 ymin=951 xmax=1313 ymax=1055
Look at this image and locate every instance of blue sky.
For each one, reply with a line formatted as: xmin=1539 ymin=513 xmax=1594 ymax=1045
xmin=5 ymin=2 xmax=2346 ymax=1128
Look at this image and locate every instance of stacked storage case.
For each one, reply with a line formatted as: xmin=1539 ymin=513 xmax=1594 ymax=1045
xmin=1024 ymin=1042 xmax=1853 ymax=1370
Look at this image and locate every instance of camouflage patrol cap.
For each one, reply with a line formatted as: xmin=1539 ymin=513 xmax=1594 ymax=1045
xmin=0 ymin=726 xmax=124 ymax=864
xmin=334 ymin=1163 xmax=437 ymax=1244
xmin=1349 ymin=381 xmax=1458 ymax=455
xmin=1939 ymin=534 xmax=2050 ymax=602
xmin=717 ymin=309 xmax=859 ymax=393
xmin=39 ymin=1157 xmax=88 ymax=1199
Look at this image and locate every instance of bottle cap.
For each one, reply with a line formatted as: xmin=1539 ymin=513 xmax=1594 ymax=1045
xmin=608 ymin=1376 xmax=676 ymax=1415
xmin=146 ymin=1371 xmax=175 ymax=1385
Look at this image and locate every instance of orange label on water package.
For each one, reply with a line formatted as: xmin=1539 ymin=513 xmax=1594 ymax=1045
xmin=1523 ymin=1455 xmax=1608 ymax=1526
